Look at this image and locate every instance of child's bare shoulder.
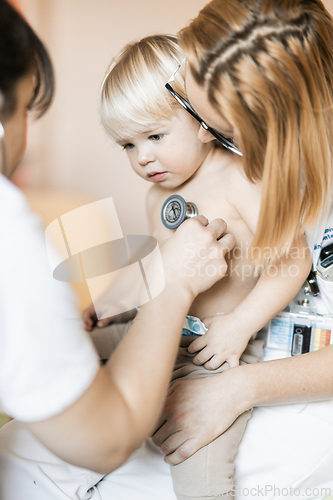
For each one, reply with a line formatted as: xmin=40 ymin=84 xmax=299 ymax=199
xmin=146 ymin=184 xmax=166 ymax=212
xmin=200 ymin=148 xmax=261 ymax=220
xmin=211 ymin=148 xmax=258 ymax=193
xmin=145 ymin=185 xmax=173 ymax=239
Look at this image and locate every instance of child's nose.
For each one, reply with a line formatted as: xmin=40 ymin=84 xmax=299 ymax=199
xmin=137 ymin=148 xmax=155 ymax=166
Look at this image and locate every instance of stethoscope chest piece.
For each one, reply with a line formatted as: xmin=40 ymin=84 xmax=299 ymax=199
xmin=161 ymin=194 xmax=198 ymax=230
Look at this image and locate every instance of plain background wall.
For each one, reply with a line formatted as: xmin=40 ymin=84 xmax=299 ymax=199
xmin=18 ymin=0 xmax=208 ymax=235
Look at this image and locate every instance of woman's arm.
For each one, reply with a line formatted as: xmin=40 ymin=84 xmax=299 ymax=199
xmin=152 ymin=344 xmax=333 ymax=465
xmin=27 ymin=216 xmax=235 ymax=474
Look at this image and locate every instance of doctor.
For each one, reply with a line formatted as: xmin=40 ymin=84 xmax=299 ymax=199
xmin=0 ymin=0 xmax=234 ymax=497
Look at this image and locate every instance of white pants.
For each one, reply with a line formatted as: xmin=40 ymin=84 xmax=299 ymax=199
xmin=1 ymin=398 xmax=333 ymax=500
xmin=234 ymin=399 xmax=333 ymax=499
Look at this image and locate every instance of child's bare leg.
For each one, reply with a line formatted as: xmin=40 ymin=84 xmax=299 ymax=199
xmin=90 ymin=321 xmax=132 ymax=360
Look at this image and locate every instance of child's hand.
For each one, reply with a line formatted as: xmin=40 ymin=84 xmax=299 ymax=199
xmin=82 ymin=305 xmax=111 ymax=331
xmin=187 ymin=313 xmax=253 ymax=370
xmin=82 ymin=306 xmax=137 ymax=332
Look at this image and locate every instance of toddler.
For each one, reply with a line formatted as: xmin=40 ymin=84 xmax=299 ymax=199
xmin=83 ymin=35 xmax=311 ymax=500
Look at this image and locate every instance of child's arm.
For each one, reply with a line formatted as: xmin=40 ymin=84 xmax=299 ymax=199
xmin=82 ymin=186 xmax=166 ymax=332
xmin=188 ymin=235 xmax=312 ymax=369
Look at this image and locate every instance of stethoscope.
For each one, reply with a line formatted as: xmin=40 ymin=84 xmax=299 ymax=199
xmin=161 ymin=194 xmax=198 ymax=229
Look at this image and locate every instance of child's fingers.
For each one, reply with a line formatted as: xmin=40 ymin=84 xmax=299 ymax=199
xmin=201 ymin=316 xmax=214 ymax=329
xmin=97 ymin=318 xmax=112 ymax=328
xmin=188 ymin=336 xmax=206 ymax=354
xmin=82 ymin=306 xmax=97 ymax=324
xmin=192 ymin=347 xmax=211 ymax=365
xmin=204 ymin=353 xmax=240 ymax=370
xmin=82 ymin=309 xmax=92 ymax=324
xmin=204 ymin=355 xmax=225 ymax=370
xmin=83 ymin=323 xmax=94 ymax=332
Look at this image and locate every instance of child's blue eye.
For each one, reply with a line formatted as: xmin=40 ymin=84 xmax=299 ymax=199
xmin=149 ymin=134 xmax=164 ymax=142
xmin=122 ymin=143 xmax=134 ymax=150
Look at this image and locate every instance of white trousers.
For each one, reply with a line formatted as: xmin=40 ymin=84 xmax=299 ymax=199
xmin=1 ymin=398 xmax=333 ymax=500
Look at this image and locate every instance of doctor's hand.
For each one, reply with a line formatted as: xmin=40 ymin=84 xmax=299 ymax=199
xmin=160 ymin=216 xmax=235 ymax=300
xmin=152 ymin=366 xmax=250 ymax=465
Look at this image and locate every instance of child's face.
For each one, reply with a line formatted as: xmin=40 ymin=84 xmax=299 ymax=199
xmin=118 ymin=108 xmax=214 ymax=189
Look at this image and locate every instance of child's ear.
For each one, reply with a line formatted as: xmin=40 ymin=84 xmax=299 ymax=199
xmin=198 ymin=126 xmax=215 ymax=143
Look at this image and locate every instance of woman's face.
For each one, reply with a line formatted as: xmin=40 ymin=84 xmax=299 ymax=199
xmin=2 ymin=72 xmax=35 ymax=177
xmin=185 ymin=70 xmax=236 ymax=144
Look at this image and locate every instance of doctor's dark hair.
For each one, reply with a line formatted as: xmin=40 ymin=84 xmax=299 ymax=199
xmin=0 ymin=0 xmax=54 ymax=119
xmin=179 ymin=0 xmax=333 ymax=263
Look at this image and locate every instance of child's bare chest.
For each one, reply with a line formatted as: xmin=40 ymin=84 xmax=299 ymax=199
xmin=151 ymin=174 xmax=254 ymax=249
xmin=148 ymin=172 xmax=261 ymax=317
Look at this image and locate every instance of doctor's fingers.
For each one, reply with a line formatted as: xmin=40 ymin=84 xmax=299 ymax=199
xmin=189 ymin=216 xmax=229 ymax=243
xmin=207 ymin=219 xmax=235 ymax=245
xmin=192 ymin=214 xmax=209 ymax=227
xmin=204 ymin=217 xmax=227 ymax=239
xmin=217 ymin=232 xmax=236 ymax=256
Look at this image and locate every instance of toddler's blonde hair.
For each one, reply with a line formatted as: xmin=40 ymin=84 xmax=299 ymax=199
xmin=99 ymin=34 xmax=185 ymax=143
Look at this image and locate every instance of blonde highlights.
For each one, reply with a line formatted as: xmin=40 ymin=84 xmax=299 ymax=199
xmin=179 ymin=0 xmax=333 ymax=261
xmin=99 ymin=35 xmax=185 ymax=143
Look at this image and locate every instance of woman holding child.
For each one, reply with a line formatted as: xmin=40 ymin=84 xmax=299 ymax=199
xmin=152 ymin=0 xmax=333 ymax=498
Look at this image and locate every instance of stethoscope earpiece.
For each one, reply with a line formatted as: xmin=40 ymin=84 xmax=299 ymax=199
xmin=161 ymin=194 xmax=198 ymax=230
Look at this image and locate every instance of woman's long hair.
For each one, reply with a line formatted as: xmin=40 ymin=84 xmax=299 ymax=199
xmin=179 ymin=0 xmax=333 ymax=262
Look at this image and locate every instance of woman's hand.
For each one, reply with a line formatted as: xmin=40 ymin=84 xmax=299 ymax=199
xmin=152 ymin=366 xmax=250 ymax=465
xmin=161 ymin=216 xmax=236 ymax=300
